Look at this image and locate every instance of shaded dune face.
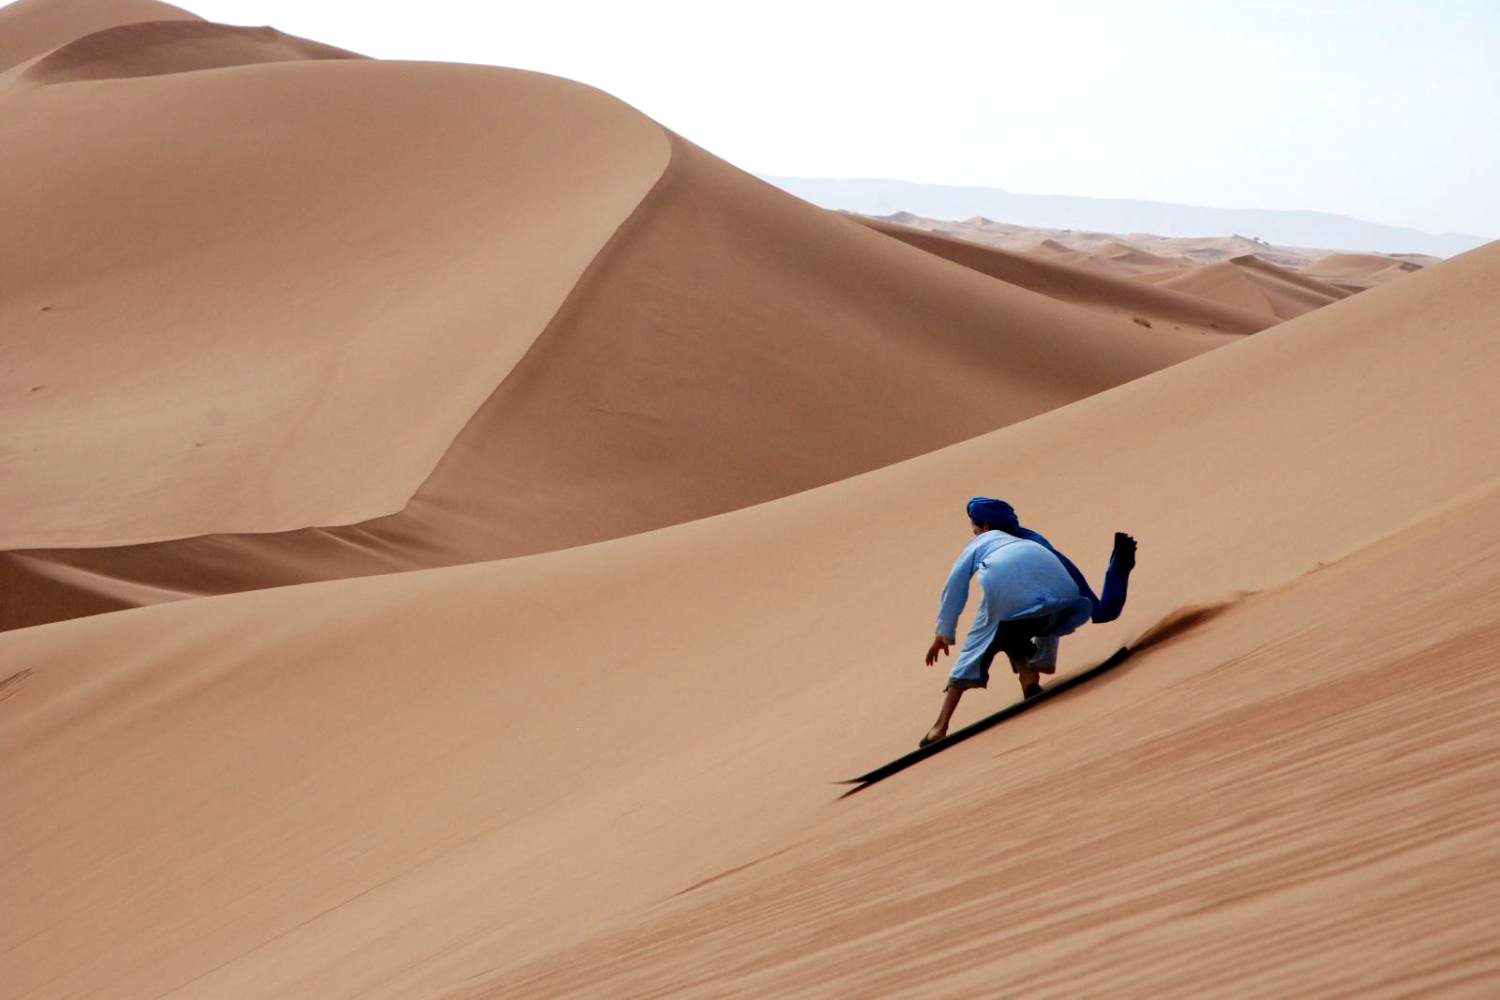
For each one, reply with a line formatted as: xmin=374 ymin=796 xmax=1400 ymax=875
xmin=18 ymin=19 xmax=364 ymax=83
xmin=858 ymin=216 xmax=1272 ymax=335
xmin=0 ymin=86 xmax=1216 ymax=631
xmin=0 ymin=0 xmax=199 ymax=72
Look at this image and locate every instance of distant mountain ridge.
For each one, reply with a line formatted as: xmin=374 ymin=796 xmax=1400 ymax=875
xmin=760 ymin=175 xmax=1489 ymax=258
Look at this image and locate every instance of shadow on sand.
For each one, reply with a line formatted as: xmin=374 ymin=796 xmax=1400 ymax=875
xmin=838 ymin=599 xmax=1239 ymax=796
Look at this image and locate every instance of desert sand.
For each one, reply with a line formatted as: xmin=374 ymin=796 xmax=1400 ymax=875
xmin=3 ymin=3 xmax=1498 ymax=998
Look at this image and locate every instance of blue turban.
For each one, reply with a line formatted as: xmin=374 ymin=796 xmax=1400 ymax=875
xmin=966 ymin=497 xmax=1020 ymax=533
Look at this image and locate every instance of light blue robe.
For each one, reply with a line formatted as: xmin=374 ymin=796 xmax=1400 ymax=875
xmin=935 ymin=530 xmax=1092 ymax=684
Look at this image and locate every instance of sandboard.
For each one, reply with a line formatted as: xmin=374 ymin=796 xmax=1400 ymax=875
xmin=837 ymin=646 xmax=1133 ymax=795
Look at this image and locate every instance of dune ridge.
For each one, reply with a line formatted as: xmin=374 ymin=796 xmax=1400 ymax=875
xmin=17 ymin=19 xmax=362 ymax=84
xmin=0 ymin=0 xmax=198 ymax=71
xmin=1149 ymin=254 xmax=1351 ymax=320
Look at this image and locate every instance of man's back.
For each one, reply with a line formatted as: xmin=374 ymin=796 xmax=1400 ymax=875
xmin=971 ymin=531 xmax=1085 ymax=624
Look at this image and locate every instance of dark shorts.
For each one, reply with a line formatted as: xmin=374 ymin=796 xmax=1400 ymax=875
xmin=946 ymin=614 xmax=1057 ymax=691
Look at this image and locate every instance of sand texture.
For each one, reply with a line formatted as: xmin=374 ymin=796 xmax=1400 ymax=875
xmin=2 ymin=4 xmax=1498 ymax=997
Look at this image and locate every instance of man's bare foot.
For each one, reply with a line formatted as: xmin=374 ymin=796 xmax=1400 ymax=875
xmin=1023 ymin=682 xmax=1044 ymax=699
xmin=920 ymin=725 xmax=946 ymax=748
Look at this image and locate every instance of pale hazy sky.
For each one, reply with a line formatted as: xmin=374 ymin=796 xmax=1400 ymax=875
xmin=173 ymin=1 xmax=1498 ymax=236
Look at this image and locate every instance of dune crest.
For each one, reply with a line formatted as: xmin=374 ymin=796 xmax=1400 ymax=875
xmin=20 ymin=19 xmax=362 ymax=83
xmin=1150 ymin=254 xmax=1350 ymax=320
xmin=0 ymin=0 xmax=199 ymax=72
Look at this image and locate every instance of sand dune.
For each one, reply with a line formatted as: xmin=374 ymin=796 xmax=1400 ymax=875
xmin=877 ymin=211 xmax=1436 ymax=287
xmin=1095 ymin=240 xmax=1182 ymax=268
xmin=1148 ymin=254 xmax=1351 ymax=320
xmin=1031 ymin=236 xmax=1076 ymax=254
xmin=13 ymin=19 xmax=361 ymax=84
xmin=0 ymin=59 xmax=670 ymax=551
xmin=2 ymin=224 xmax=1496 ymax=996
xmin=859 ymin=217 xmax=1271 ymax=334
xmin=0 ymin=0 xmax=197 ymax=71
xmin=1313 ymin=251 xmax=1427 ymax=276
xmin=1309 ymin=250 xmax=1430 ymax=290
xmin=1036 ymin=242 xmax=1198 ymax=277
xmin=2 ymin=67 xmax=1217 ymax=631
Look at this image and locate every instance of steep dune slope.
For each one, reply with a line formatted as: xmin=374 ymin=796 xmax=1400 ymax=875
xmin=0 ymin=0 xmax=197 ymax=71
xmin=463 ymin=491 xmax=1500 ymax=998
xmin=2 ymin=235 xmax=1496 ymax=996
xmin=2 ymin=106 xmax=1217 ymax=630
xmin=0 ymin=59 xmax=671 ymax=550
xmin=859 ymin=216 xmax=1271 ymax=334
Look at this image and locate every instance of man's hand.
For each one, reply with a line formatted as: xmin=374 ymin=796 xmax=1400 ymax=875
xmin=925 ymin=635 xmax=953 ymax=667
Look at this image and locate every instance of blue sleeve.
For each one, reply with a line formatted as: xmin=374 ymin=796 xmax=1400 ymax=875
xmin=1092 ymin=546 xmax=1134 ymax=624
xmin=934 ymin=540 xmax=979 ymax=639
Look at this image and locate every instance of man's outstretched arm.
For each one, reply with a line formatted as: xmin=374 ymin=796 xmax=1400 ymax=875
xmin=1092 ymin=532 xmax=1137 ymax=624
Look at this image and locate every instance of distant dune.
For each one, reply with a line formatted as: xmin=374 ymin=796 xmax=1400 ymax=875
xmin=1308 ymin=251 xmax=1429 ymax=290
xmin=863 ymin=211 xmax=1429 ymax=319
xmin=765 ymin=174 xmax=1490 ymax=258
xmin=1149 ymin=255 xmax=1350 ymax=321
xmin=858 ymin=217 xmax=1270 ymax=335
xmin=3 ymin=3 xmax=1499 ymax=997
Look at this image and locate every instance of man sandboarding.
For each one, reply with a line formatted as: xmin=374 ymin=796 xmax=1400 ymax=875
xmin=921 ymin=497 xmax=1136 ymax=747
